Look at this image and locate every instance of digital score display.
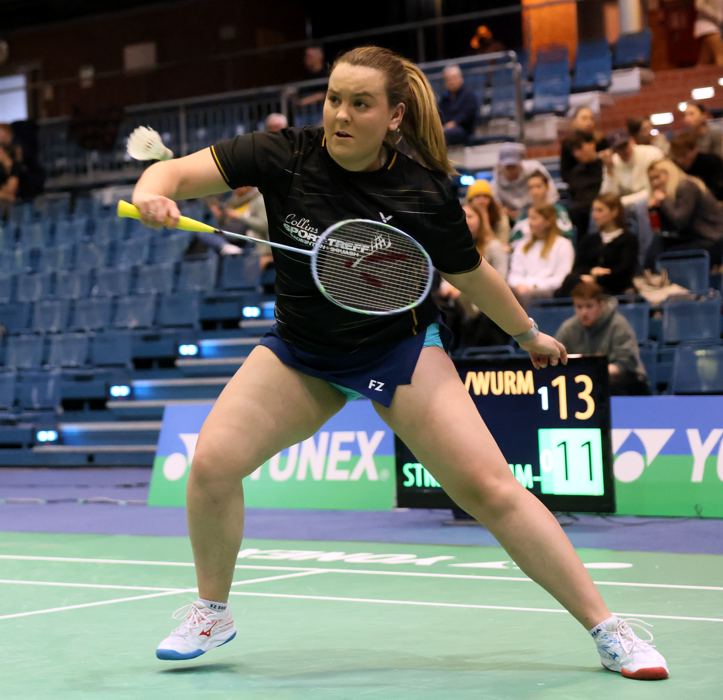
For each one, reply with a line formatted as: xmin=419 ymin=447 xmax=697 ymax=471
xmin=395 ymin=355 xmax=615 ymax=513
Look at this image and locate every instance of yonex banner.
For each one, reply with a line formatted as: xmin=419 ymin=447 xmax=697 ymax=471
xmin=149 ymin=401 xmax=395 ymax=510
xmin=611 ymin=396 xmax=723 ymax=518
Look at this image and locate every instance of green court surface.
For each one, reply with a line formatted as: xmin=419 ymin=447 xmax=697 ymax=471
xmin=1 ymin=532 xmax=721 ymax=699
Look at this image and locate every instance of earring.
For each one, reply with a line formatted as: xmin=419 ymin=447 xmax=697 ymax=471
xmin=390 ymin=127 xmax=402 ymax=145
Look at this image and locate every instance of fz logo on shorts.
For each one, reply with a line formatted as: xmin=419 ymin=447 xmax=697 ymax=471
xmin=368 ymin=379 xmax=385 ymax=391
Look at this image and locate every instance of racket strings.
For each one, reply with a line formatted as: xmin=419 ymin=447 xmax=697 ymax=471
xmin=314 ymin=221 xmax=430 ymax=313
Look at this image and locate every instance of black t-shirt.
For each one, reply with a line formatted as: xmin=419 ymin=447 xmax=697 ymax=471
xmin=211 ymin=127 xmax=480 ymax=354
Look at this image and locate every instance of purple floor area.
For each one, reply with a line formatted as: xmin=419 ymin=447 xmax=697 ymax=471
xmin=2 ymin=467 xmax=723 ymax=555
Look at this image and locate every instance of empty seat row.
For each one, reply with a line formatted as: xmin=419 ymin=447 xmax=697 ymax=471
xmin=0 ymin=369 xmax=61 ymax=414
xmin=0 ymin=292 xmax=202 ymax=334
xmin=0 ymin=255 xmax=260 ymax=302
xmin=2 ymin=332 xmax=132 ymax=370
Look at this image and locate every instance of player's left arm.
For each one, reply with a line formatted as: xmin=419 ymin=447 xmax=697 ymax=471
xmin=441 ymin=260 xmax=568 ymax=369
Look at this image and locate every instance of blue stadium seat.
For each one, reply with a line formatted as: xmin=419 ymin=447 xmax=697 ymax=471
xmin=178 ymin=256 xmax=219 ymax=292
xmin=93 ymin=217 xmax=127 ymax=242
xmin=149 ymin=235 xmax=189 ymax=264
xmin=488 ymin=82 xmax=518 ymax=120
xmin=90 ymin=267 xmax=133 ymax=297
xmin=614 ymin=29 xmax=652 ymax=68
xmin=0 ymin=302 xmax=32 ymax=334
xmin=671 ymin=343 xmax=723 ymax=394
xmin=90 ymin=332 xmax=133 ymax=367
xmin=55 ymin=217 xmax=89 ymax=243
xmin=616 ymin=300 xmax=650 ymax=343
xmin=531 ymin=76 xmax=570 ymax=115
xmin=529 ymin=298 xmax=575 ymax=336
xmin=0 ymin=225 xmax=16 ymax=250
xmin=158 ymin=292 xmax=201 ymax=328
xmin=637 ymin=340 xmax=658 ymax=391
xmin=33 ymin=299 xmax=72 ymax=334
xmin=0 ymin=248 xmax=25 ymax=274
xmin=55 ymin=270 xmax=90 ymax=300
xmin=0 ymin=275 xmax=14 ymax=304
xmin=39 ymin=244 xmax=76 ymax=273
xmin=16 ymin=370 xmax=61 ymax=412
xmin=16 ymin=272 xmax=54 ymax=303
xmin=18 ymin=221 xmax=53 ymax=249
xmin=656 ymin=249 xmax=710 ymax=295
xmin=0 ymin=370 xmax=16 ymax=413
xmin=572 ymin=40 xmax=612 ymax=91
xmin=6 ymin=335 xmax=45 ymax=369
xmin=661 ymin=292 xmax=722 ymax=344
xmin=115 ymin=236 xmax=151 ymax=268
xmin=220 ymin=255 xmax=261 ymax=290
xmin=76 ymin=243 xmax=109 ymax=269
xmin=71 ymin=298 xmax=113 ymax=331
xmin=135 ymin=262 xmax=176 ymax=295
xmin=47 ymin=333 xmax=89 ymax=368
xmin=113 ymin=295 xmax=156 ymax=329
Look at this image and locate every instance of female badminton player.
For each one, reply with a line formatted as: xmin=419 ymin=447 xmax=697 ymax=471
xmin=132 ymin=46 xmax=668 ymax=680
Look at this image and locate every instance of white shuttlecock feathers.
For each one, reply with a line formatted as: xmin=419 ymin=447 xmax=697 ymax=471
xmin=126 ymin=126 xmax=174 ymax=161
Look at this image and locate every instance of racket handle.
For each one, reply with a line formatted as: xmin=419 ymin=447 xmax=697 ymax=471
xmin=117 ymin=200 xmax=217 ymax=234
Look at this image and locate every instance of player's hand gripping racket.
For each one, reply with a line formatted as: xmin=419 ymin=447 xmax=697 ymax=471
xmin=117 ymin=200 xmax=433 ymax=316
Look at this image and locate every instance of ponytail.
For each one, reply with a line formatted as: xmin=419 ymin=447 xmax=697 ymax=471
xmin=333 ymin=46 xmax=454 ymax=175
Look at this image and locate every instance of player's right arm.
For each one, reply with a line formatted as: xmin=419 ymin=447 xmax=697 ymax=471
xmin=132 ymin=148 xmax=230 ymax=229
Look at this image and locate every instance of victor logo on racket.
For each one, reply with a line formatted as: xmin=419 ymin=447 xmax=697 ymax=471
xmin=117 ymin=200 xmax=433 ymax=316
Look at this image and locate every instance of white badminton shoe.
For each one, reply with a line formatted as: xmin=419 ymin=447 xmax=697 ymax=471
xmin=590 ymin=616 xmax=669 ymax=680
xmin=156 ymin=601 xmax=237 ymax=660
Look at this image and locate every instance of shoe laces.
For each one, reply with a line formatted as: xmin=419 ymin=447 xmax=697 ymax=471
xmin=612 ymin=617 xmax=656 ymax=655
xmin=170 ymin=602 xmax=212 ymax=633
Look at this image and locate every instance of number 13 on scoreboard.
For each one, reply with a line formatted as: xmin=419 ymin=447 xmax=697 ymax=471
xmin=538 ymin=428 xmax=604 ymax=496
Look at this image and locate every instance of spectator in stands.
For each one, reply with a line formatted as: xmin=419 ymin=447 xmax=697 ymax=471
xmin=556 ymin=281 xmax=649 ymax=395
xmin=206 ymin=185 xmax=268 ymax=254
xmin=556 ymin=193 xmax=638 ymax=297
xmin=0 ymin=122 xmax=43 ymax=202
xmin=294 ymin=46 xmax=329 ymax=122
xmin=0 ymin=144 xmax=19 ymax=213
xmin=465 ymin=178 xmax=510 ymax=246
xmin=695 ymin=0 xmax=723 ymax=67
xmin=438 ymin=65 xmax=479 ymax=146
xmin=646 ymin=158 xmax=723 ymax=267
xmin=627 ymin=116 xmax=670 ymax=155
xmin=510 ymin=170 xmax=574 ymax=246
xmin=264 ymin=113 xmax=288 ymax=133
xmin=682 ymin=102 xmax=723 ymax=158
xmin=492 ymin=142 xmax=558 ymax=221
xmin=435 ymin=202 xmax=511 ymax=349
xmin=562 ymin=131 xmax=604 ymax=238
xmin=507 ymin=204 xmax=574 ymax=307
xmin=560 ymin=106 xmax=608 ymax=184
xmin=670 ymin=130 xmax=723 ymax=199
xmin=600 ymin=130 xmax=664 ymax=206
xmin=463 ymin=202 xmax=509 ymax=278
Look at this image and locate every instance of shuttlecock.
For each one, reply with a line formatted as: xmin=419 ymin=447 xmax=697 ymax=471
xmin=126 ymin=126 xmax=174 ymax=161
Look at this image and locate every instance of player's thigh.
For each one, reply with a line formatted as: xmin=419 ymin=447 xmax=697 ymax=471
xmin=193 ymin=345 xmax=346 ymax=480
xmin=374 ymin=347 xmax=518 ymax=513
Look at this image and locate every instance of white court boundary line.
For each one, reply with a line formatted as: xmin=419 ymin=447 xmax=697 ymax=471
xmin=228 ymin=590 xmax=723 ymax=624
xmin=1 ymin=553 xmax=723 ymax=593
xmin=0 ymin=570 xmax=321 ymax=621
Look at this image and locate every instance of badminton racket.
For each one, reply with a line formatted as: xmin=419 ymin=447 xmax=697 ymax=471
xmin=117 ymin=200 xmax=433 ymax=316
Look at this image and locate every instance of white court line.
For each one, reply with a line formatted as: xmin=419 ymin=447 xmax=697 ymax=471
xmin=0 ymin=570 xmax=322 ymax=622
xmin=0 ymin=579 xmax=178 ymax=592
xmin=1 ymin=553 xmax=722 ymax=593
xmin=229 ymin=590 xmax=723 ymax=624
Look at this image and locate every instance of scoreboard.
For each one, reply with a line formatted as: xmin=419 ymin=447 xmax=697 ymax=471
xmin=395 ymin=355 xmax=615 ymax=513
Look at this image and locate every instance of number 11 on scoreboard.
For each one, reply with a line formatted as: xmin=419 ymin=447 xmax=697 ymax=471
xmin=537 ymin=428 xmax=604 ymax=496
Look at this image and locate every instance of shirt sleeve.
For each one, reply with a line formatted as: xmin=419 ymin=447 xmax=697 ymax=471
xmin=210 ymin=130 xmax=297 ymax=190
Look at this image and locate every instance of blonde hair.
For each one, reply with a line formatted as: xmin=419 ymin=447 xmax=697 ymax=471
xmin=648 ymin=158 xmax=707 ymax=198
xmin=332 ymin=46 xmax=454 ymax=175
xmin=523 ymin=204 xmax=560 ymax=259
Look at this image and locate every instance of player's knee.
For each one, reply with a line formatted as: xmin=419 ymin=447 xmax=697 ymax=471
xmin=189 ymin=436 xmax=255 ymax=487
xmin=455 ymin=471 xmax=520 ymax=521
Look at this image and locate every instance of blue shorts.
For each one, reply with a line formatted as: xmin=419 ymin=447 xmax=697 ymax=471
xmin=259 ymin=323 xmax=445 ymax=407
